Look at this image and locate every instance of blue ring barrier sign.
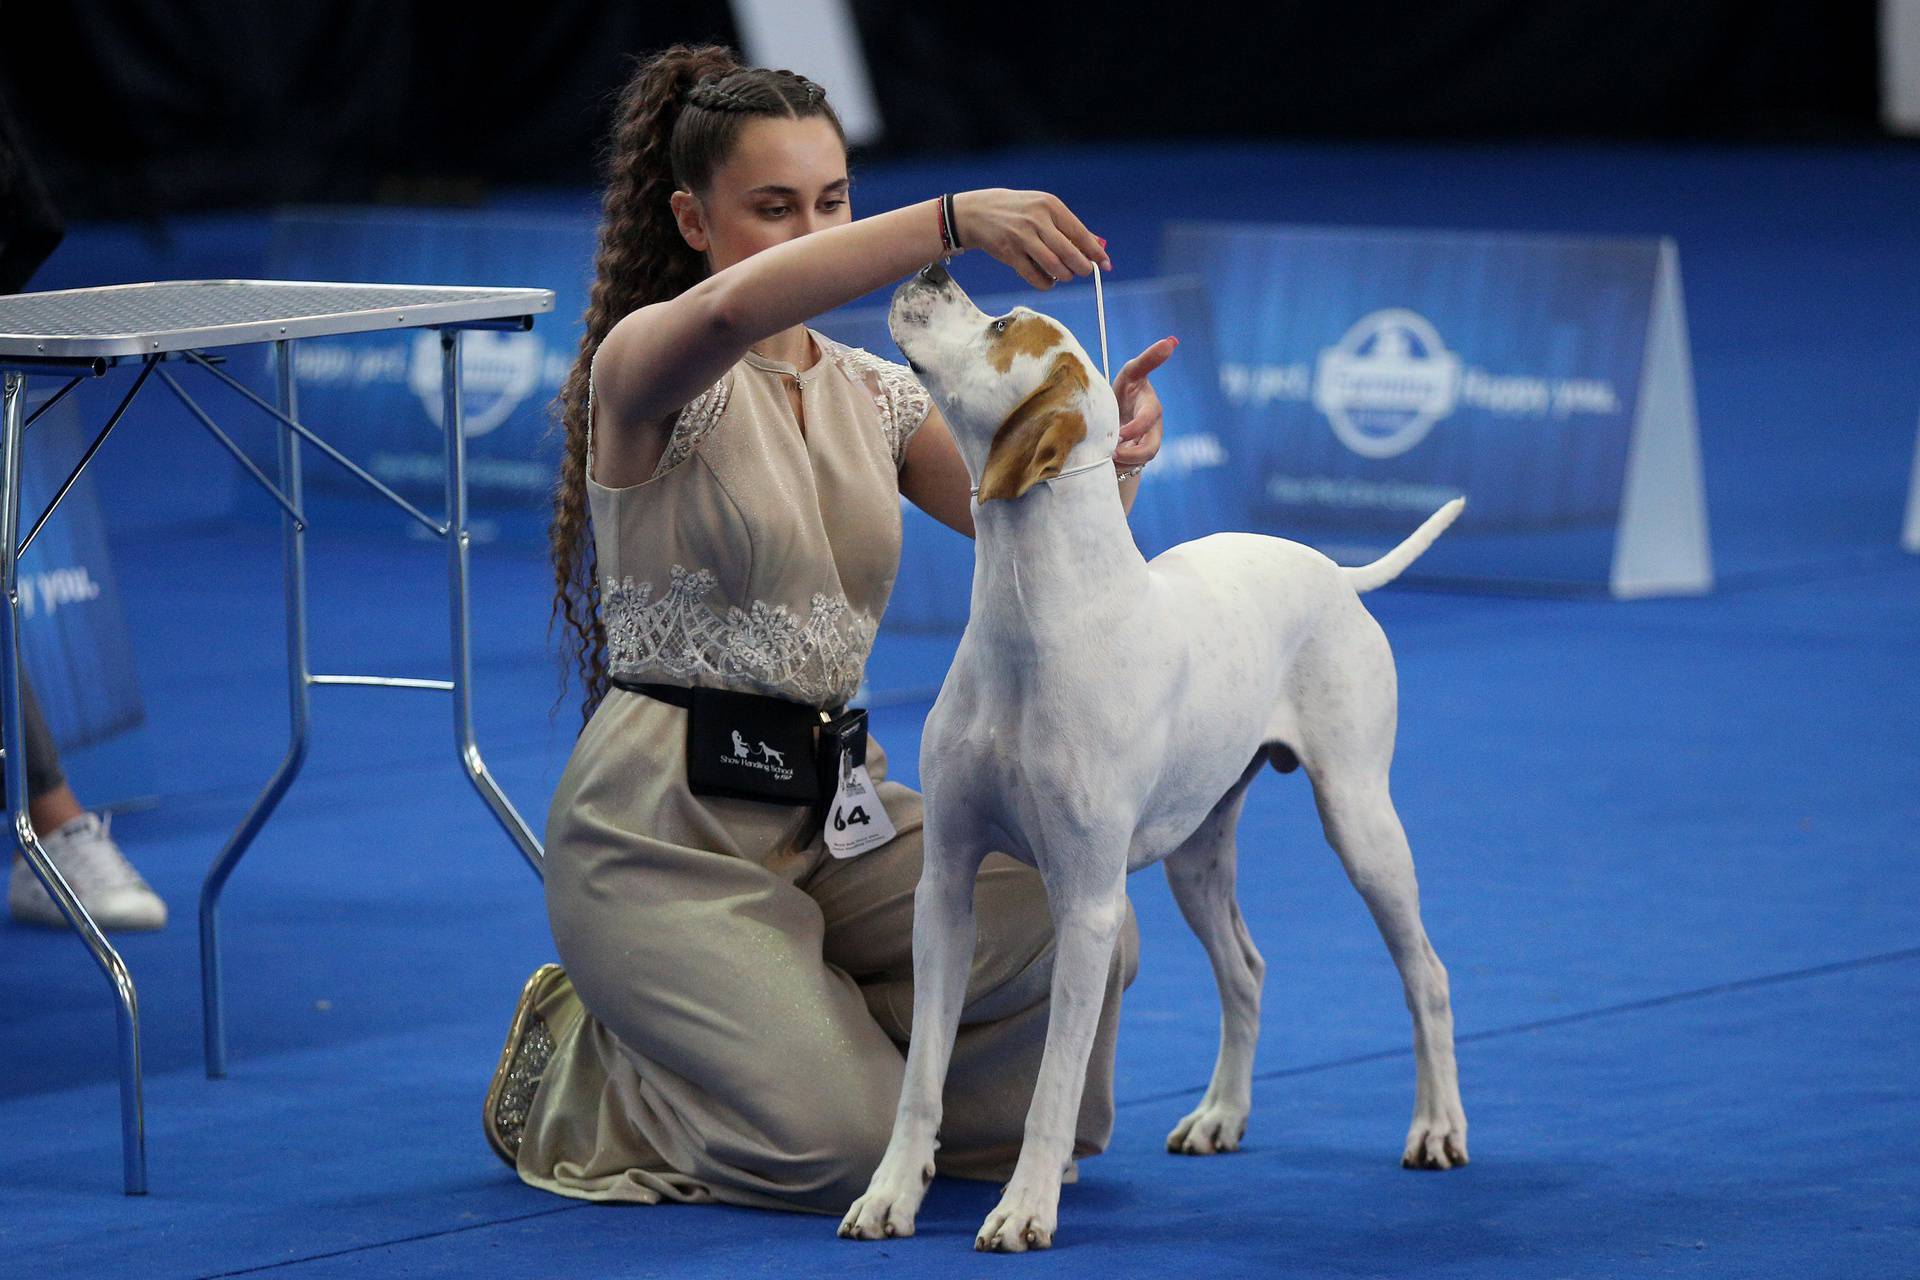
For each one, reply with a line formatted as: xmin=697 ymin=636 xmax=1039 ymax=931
xmin=1161 ymin=222 xmax=1712 ymax=597
xmin=264 ymin=210 xmax=595 ymax=542
xmin=11 ymin=385 xmax=151 ymax=809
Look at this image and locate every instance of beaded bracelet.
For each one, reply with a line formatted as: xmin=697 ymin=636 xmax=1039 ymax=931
xmin=1116 ymin=462 xmax=1146 ymax=483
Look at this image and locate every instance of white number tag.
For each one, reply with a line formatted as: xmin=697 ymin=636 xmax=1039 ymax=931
xmin=825 ymin=750 xmax=895 ymax=859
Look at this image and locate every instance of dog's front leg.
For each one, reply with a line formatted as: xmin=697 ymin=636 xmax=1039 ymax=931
xmin=975 ymin=868 xmax=1127 ymax=1253
xmin=839 ymin=844 xmax=987 ymax=1241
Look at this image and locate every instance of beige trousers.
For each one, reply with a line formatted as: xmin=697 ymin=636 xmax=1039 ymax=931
xmin=515 ymin=689 xmax=1140 ymax=1214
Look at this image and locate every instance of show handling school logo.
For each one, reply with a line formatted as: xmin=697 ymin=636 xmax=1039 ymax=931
xmin=406 ymin=329 xmax=547 ymax=438
xmin=1313 ymin=309 xmax=1462 ymax=459
xmin=725 ymin=729 xmax=797 ymax=783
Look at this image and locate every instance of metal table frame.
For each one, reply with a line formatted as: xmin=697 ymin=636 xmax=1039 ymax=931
xmin=0 ymin=280 xmax=553 ymax=1194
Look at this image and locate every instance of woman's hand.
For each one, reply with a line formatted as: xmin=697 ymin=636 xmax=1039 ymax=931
xmin=950 ymin=190 xmax=1111 ymax=290
xmin=1113 ymin=336 xmax=1179 ymax=476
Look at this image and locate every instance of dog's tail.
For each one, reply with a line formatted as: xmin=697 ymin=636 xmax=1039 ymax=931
xmin=1340 ymin=497 xmax=1466 ymax=593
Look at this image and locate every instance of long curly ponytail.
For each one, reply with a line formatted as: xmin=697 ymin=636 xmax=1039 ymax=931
xmin=549 ymin=45 xmax=845 ymax=727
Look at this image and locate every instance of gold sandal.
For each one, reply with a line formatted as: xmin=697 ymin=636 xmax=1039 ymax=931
xmin=483 ymin=962 xmax=565 ymax=1167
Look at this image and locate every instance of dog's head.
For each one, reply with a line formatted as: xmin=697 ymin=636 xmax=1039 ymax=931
xmin=889 ymin=263 xmax=1119 ymax=502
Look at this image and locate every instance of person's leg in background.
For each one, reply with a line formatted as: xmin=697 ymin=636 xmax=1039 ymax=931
xmin=2 ymin=76 xmax=162 ymax=933
xmin=6 ymin=674 xmax=166 ymax=930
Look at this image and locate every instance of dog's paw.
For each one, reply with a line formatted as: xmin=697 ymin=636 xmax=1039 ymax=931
xmin=837 ymin=1160 xmax=935 ymax=1241
xmin=1401 ymin=1109 xmax=1469 ymax=1170
xmin=1166 ymin=1102 xmax=1248 ymax=1155
xmin=975 ymin=1183 xmax=1059 ymax=1253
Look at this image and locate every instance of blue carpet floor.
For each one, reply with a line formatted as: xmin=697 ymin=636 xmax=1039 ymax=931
xmin=4 ymin=140 xmax=1917 ymax=1277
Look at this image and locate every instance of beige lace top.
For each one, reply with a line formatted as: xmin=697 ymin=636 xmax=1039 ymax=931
xmin=587 ymin=329 xmax=931 ymax=708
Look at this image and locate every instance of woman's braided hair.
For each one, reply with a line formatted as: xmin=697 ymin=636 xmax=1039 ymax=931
xmin=548 ymin=45 xmax=844 ymax=727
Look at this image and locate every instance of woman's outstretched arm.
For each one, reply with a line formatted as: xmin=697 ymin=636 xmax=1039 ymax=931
xmin=592 ymin=192 xmax=1109 ymax=468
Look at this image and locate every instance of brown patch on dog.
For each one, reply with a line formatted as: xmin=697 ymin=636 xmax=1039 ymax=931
xmin=977 ymin=352 xmax=1089 ymax=502
xmin=987 ymin=313 xmax=1063 ymax=373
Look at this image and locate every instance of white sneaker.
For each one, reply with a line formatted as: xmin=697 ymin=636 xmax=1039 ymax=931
xmin=8 ymin=812 xmax=168 ymax=932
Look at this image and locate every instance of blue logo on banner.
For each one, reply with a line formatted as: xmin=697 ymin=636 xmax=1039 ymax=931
xmin=402 ymin=329 xmax=548 ymax=438
xmin=1314 ymin=309 xmax=1461 ymax=459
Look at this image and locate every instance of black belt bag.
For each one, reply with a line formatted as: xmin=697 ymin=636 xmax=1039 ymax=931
xmin=613 ymin=679 xmax=867 ymax=809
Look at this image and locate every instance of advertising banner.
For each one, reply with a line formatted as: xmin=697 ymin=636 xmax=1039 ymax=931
xmin=265 ymin=210 xmax=593 ymax=540
xmin=10 ymin=384 xmax=150 ymax=806
xmin=817 ymin=275 xmax=1239 ymax=630
xmin=1161 ymin=222 xmax=1711 ymax=596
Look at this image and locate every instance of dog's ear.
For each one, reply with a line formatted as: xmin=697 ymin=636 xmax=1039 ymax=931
xmin=977 ymin=353 xmax=1089 ymax=502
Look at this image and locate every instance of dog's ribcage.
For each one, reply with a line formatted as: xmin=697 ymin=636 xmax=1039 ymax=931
xmin=926 ymin=533 xmax=1371 ymax=874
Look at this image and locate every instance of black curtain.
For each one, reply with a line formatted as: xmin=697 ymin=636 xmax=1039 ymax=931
xmin=0 ymin=77 xmax=64 ymax=292
xmin=0 ymin=0 xmax=739 ymax=218
xmin=850 ymin=1 xmax=1880 ymax=150
xmin=0 ymin=0 xmax=1883 ymax=220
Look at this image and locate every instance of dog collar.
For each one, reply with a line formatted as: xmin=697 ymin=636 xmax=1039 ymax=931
xmin=969 ymin=454 xmax=1115 ymax=500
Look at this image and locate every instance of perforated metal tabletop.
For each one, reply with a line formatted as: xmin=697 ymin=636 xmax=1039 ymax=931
xmin=0 ymin=279 xmax=554 ymax=359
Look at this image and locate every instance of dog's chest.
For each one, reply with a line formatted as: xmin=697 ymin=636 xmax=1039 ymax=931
xmin=925 ymin=683 xmax=1140 ymax=855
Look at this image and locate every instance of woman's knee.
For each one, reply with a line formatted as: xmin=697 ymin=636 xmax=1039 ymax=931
xmin=962 ymin=856 xmax=1060 ymax=1012
xmin=760 ymin=1082 xmax=896 ymax=1208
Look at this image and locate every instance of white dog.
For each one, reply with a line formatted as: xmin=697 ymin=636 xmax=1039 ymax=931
xmin=839 ymin=265 xmax=1469 ymax=1252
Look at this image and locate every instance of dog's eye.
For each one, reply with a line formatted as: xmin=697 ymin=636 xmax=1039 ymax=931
xmin=990 ymin=318 xmax=1008 ymax=335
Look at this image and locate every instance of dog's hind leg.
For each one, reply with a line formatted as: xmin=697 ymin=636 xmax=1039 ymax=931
xmin=841 ymin=840 xmax=990 ymax=1241
xmin=1163 ymin=756 xmax=1266 ymax=1155
xmin=1310 ymin=770 xmax=1469 ymax=1170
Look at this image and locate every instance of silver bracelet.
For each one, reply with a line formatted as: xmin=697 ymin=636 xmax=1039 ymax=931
xmin=1116 ymin=462 xmax=1146 ymax=483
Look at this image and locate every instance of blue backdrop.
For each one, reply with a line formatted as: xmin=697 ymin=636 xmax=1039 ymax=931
xmin=10 ymin=384 xmax=146 ymax=785
xmin=264 ymin=210 xmax=597 ymax=541
xmin=254 ymin=210 xmax=1692 ymax=600
xmin=1161 ymin=222 xmax=1671 ymax=587
xmin=261 ymin=205 xmax=1250 ymax=634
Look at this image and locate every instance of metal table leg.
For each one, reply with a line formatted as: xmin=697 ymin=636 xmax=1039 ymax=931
xmin=439 ymin=329 xmax=543 ymax=875
xmin=2 ymin=371 xmax=148 ymax=1194
xmin=199 ymin=332 xmax=542 ymax=1079
xmin=199 ymin=340 xmax=310 ymax=1079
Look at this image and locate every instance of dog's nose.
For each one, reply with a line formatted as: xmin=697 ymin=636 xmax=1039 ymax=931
xmin=918 ymin=261 xmax=951 ymax=287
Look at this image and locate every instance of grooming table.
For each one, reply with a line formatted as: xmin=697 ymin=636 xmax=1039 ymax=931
xmin=0 ymin=280 xmax=554 ymax=1194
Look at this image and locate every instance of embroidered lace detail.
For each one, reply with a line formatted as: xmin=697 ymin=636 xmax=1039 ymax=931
xmin=602 ymin=565 xmax=876 ymax=706
xmin=648 ymin=376 xmax=732 ymax=481
xmin=822 ymin=338 xmax=932 ymax=467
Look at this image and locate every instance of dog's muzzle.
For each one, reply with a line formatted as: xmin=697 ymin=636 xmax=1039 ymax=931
xmin=889 ymin=264 xmax=951 ymax=354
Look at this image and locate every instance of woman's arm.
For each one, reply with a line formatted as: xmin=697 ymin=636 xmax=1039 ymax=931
xmin=898 ymin=407 xmax=976 ymax=537
xmin=592 ymin=191 xmax=1109 ymax=477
